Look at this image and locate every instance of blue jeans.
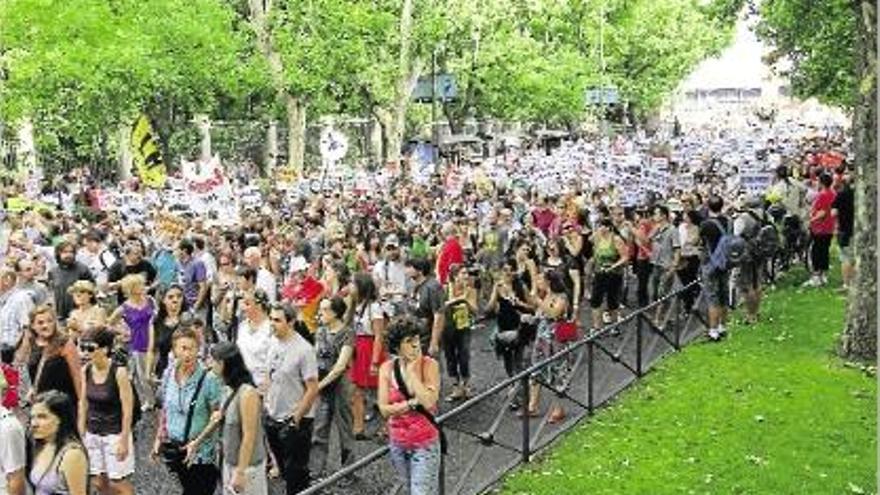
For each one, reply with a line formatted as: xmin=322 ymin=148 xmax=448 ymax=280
xmin=389 ymin=440 xmax=440 ymax=495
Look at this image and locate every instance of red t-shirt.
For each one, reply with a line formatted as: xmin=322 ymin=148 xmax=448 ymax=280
xmin=532 ymin=208 xmax=557 ymax=236
xmin=810 ymin=189 xmax=837 ymax=235
xmin=437 ymin=237 xmax=464 ymax=286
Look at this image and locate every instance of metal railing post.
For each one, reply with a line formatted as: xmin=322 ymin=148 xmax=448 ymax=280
xmin=520 ymin=374 xmax=531 ymax=463
xmin=674 ymin=297 xmax=682 ymax=350
xmin=636 ymin=316 xmax=643 ymax=376
xmin=439 ymin=439 xmax=446 ymax=495
xmin=587 ymin=339 xmax=595 ymax=414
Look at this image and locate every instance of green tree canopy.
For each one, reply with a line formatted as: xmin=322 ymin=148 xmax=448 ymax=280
xmin=756 ymin=0 xmax=857 ymax=108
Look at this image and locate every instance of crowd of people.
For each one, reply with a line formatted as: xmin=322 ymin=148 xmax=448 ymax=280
xmin=0 ymin=119 xmax=854 ymax=495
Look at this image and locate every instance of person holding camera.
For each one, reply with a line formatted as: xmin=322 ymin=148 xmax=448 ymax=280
xmin=378 ymin=317 xmax=441 ymax=495
xmin=151 ymin=325 xmax=222 ymax=495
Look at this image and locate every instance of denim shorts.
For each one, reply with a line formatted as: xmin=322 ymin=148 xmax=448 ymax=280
xmin=389 ymin=441 xmax=441 ymax=495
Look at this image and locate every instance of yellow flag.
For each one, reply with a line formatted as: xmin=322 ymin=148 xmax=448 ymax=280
xmin=131 ymin=114 xmax=167 ymax=188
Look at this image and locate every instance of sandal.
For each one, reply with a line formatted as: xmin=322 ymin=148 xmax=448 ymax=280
xmin=548 ymin=408 xmax=566 ymax=424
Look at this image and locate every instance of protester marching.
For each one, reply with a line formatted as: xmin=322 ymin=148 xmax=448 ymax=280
xmin=0 ymin=116 xmax=852 ymax=495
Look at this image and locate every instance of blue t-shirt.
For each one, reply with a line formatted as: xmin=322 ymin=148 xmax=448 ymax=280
xmin=160 ymin=364 xmax=222 ymax=464
xmin=152 ymin=249 xmax=179 ymax=290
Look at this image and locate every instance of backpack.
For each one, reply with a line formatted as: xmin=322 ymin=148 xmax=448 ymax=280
xmin=745 ymin=211 xmax=780 ymax=259
xmin=706 ymin=218 xmax=747 ymax=273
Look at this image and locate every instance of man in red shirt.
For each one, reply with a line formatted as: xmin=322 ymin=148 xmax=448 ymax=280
xmin=436 ymin=222 xmax=464 ymax=286
xmin=805 ymin=173 xmax=836 ymax=287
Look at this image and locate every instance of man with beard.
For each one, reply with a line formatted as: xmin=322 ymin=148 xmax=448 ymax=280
xmin=371 ymin=235 xmax=409 ymax=315
xmin=107 ymin=236 xmax=158 ymax=305
xmin=48 ymin=240 xmax=94 ymax=322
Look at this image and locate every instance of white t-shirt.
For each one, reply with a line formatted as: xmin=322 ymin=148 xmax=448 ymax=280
xmin=256 ymin=268 xmax=277 ymax=303
xmin=371 ymin=260 xmax=408 ymax=299
xmin=0 ymin=407 xmax=25 ymax=495
xmin=236 ymin=318 xmax=273 ymax=387
xmin=354 ymin=301 xmax=386 ymax=336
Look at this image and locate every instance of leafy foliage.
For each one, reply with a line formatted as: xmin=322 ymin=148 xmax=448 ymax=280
xmin=0 ymin=0 xmax=741 ymax=170
xmin=0 ymin=0 xmax=267 ymax=170
xmin=756 ymin=0 xmax=858 ymax=108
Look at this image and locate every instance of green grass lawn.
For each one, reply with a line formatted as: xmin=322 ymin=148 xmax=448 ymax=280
xmin=501 ymin=268 xmax=876 ymax=495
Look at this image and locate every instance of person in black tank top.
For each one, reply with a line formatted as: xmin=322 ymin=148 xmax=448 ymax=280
xmin=80 ymin=329 xmax=136 ymax=494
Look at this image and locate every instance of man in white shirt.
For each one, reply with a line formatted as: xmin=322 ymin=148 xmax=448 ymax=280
xmin=193 ymin=236 xmax=217 ymax=283
xmin=265 ymin=303 xmax=319 ymax=494
xmin=371 ymin=235 xmax=409 ymax=312
xmin=244 ymin=246 xmax=277 ymax=302
xmin=0 ymin=372 xmax=26 ymax=495
xmin=77 ymin=230 xmax=116 ymax=289
xmin=0 ymin=268 xmax=34 ymax=350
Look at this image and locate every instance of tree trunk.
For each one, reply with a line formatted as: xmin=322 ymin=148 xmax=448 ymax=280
xmin=117 ymin=122 xmax=132 ymax=182
xmin=385 ymin=0 xmax=422 ymax=166
xmin=248 ymin=0 xmax=305 ymax=173
xmin=16 ymin=117 xmax=36 ymax=174
xmin=194 ymin=114 xmax=212 ymax=162
xmin=265 ymin=120 xmax=278 ymax=171
xmin=369 ymin=115 xmax=384 ymax=168
xmin=840 ymin=0 xmax=877 ymax=361
xmin=285 ymin=94 xmax=306 ymax=170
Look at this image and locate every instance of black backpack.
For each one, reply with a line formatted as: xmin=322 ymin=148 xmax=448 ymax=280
xmin=744 ymin=211 xmax=780 ymax=259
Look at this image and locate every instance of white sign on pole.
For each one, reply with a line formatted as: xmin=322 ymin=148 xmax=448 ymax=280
xmin=320 ymin=128 xmax=349 ymax=162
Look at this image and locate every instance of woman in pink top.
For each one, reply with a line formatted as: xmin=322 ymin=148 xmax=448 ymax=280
xmin=378 ymin=317 xmax=441 ymax=495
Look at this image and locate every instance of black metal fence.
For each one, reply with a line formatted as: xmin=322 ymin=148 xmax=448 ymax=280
xmin=300 ymin=280 xmax=709 ymax=495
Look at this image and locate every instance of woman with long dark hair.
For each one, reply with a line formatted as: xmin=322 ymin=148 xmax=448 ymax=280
xmin=347 ymin=273 xmax=387 ymax=439
xmin=29 ymin=390 xmax=89 ymax=495
xmin=147 ymin=284 xmax=190 ymax=382
xmin=210 ymin=342 xmax=267 ymax=495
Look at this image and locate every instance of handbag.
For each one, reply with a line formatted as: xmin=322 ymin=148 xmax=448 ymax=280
xmin=160 ymin=370 xmax=207 ymax=469
xmin=553 ymin=321 xmax=579 ymax=343
xmin=393 ymin=359 xmax=447 ymax=455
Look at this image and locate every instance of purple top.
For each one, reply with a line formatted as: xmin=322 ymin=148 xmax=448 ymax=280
xmin=123 ymin=298 xmax=155 ymax=353
xmin=181 ymin=258 xmax=207 ymax=307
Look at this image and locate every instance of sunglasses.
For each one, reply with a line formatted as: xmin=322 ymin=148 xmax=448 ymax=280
xmin=79 ymin=342 xmax=99 ymax=353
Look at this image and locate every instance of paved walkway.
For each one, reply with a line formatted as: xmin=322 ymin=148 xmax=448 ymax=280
xmin=135 ymin=289 xmax=708 ymax=495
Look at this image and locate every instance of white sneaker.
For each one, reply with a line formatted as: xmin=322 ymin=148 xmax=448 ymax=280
xmin=602 ymin=312 xmax=612 ymax=324
xmin=819 ymin=275 xmax=828 ymax=286
xmin=801 ymin=277 xmax=817 ymax=288
xmin=708 ymin=327 xmax=721 ymax=341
